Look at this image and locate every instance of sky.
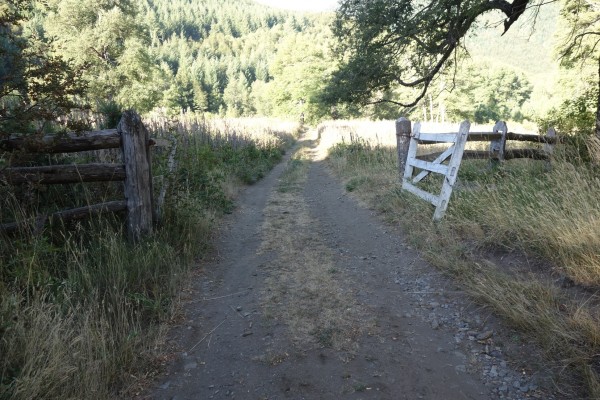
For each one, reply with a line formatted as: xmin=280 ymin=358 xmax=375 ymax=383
xmin=254 ymin=0 xmax=339 ymax=12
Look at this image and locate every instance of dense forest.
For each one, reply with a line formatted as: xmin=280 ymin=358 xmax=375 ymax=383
xmin=2 ymin=0 xmax=597 ymax=133
xmin=1 ymin=0 xmax=334 ymax=129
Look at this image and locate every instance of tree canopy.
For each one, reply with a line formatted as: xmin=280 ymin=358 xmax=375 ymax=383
xmin=0 ymin=0 xmax=87 ymax=136
xmin=325 ymin=0 xmax=544 ymax=107
xmin=326 ymin=0 xmax=600 ymax=135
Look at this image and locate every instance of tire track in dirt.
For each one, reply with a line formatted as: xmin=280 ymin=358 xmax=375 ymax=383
xmin=149 ymin=131 xmax=493 ymax=399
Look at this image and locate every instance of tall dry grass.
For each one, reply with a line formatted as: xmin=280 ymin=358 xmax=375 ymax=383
xmin=322 ymin=119 xmax=600 ymax=398
xmin=0 ymin=113 xmax=300 ymax=399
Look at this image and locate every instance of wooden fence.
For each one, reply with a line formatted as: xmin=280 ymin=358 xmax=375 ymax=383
xmin=396 ymin=118 xmax=558 ymax=220
xmin=0 ymin=111 xmax=159 ymax=241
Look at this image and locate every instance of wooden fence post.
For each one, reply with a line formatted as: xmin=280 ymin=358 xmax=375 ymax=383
xmin=544 ymin=127 xmax=556 ymax=156
xmin=396 ymin=117 xmax=412 ymax=181
xmin=544 ymin=127 xmax=556 ymax=170
xmin=489 ymin=121 xmax=508 ymax=163
xmin=118 ymin=110 xmax=154 ymax=242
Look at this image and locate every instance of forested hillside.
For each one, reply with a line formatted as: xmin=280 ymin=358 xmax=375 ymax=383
xmin=3 ymin=0 xmax=581 ymax=134
xmin=1 ymin=0 xmax=334 ymax=130
xmin=139 ymin=0 xmax=333 ymax=118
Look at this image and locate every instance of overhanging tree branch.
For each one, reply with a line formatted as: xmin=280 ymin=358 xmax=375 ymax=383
xmin=324 ymin=0 xmax=541 ymax=110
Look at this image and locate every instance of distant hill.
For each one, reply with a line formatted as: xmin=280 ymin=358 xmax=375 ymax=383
xmin=466 ymin=3 xmax=559 ymax=76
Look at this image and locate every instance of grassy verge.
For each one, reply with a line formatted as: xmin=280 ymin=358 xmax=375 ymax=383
xmin=322 ymin=120 xmax=600 ymax=398
xmin=0 ymin=115 xmax=300 ymax=399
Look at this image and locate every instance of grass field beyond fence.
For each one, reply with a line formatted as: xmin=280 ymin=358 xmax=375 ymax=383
xmin=321 ymin=119 xmax=600 ymax=398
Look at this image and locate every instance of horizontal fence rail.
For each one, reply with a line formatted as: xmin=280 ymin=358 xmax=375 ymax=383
xmin=0 ymin=110 xmax=159 ymax=241
xmin=0 ymin=163 xmax=126 ymax=185
xmin=0 ymin=130 xmax=121 ymax=153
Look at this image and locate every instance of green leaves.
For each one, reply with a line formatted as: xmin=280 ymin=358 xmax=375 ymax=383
xmin=326 ymin=0 xmax=540 ymax=109
xmin=0 ymin=0 xmax=87 ymax=136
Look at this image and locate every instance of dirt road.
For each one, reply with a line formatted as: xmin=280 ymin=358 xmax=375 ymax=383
xmin=148 ymin=132 xmax=559 ymax=400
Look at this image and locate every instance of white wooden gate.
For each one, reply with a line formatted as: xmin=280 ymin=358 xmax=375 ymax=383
xmin=401 ymin=121 xmax=470 ymax=221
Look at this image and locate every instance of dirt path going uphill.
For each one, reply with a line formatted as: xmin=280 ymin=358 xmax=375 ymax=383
xmin=147 ymin=131 xmax=560 ymax=400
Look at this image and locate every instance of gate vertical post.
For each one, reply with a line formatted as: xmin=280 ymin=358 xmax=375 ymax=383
xmin=433 ymin=121 xmax=470 ymax=221
xmin=396 ymin=117 xmax=412 ymax=182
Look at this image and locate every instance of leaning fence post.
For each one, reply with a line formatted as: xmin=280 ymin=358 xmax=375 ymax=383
xmin=396 ymin=117 xmax=412 ymax=181
xmin=118 ymin=110 xmax=154 ymax=242
xmin=489 ymin=121 xmax=508 ymax=165
xmin=433 ymin=120 xmax=470 ymax=221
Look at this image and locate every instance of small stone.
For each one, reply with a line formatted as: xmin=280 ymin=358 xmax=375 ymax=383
xmin=520 ymin=385 xmax=530 ymax=393
xmin=455 ymin=365 xmax=467 ymax=373
xmin=489 ymin=366 xmax=498 ymax=378
xmin=498 ymin=384 xmax=508 ymax=393
xmin=184 ymin=362 xmax=198 ymax=371
xmin=431 ymin=319 xmax=440 ymax=330
xmin=236 ymin=306 xmax=243 ymax=311
xmin=429 ymin=302 xmax=440 ymax=309
xmin=159 ymin=381 xmax=171 ymax=390
xmin=476 ymin=331 xmax=494 ymax=341
xmin=513 ymin=380 xmax=522 ymax=388
xmin=489 ymin=350 xmax=502 ymax=358
xmin=242 ymin=331 xmax=253 ymax=337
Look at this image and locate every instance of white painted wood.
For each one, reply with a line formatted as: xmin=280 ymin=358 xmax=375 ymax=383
xmin=433 ymin=121 xmax=470 ymax=221
xmin=400 ymin=120 xmax=470 ymax=221
xmin=413 ymin=145 xmax=455 ymax=183
xmin=402 ymin=181 xmax=439 ymax=206
xmin=402 ymin=122 xmax=421 ymax=182
xmin=409 ymin=158 xmax=449 ymax=175
xmin=416 ymin=132 xmax=458 ymax=143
